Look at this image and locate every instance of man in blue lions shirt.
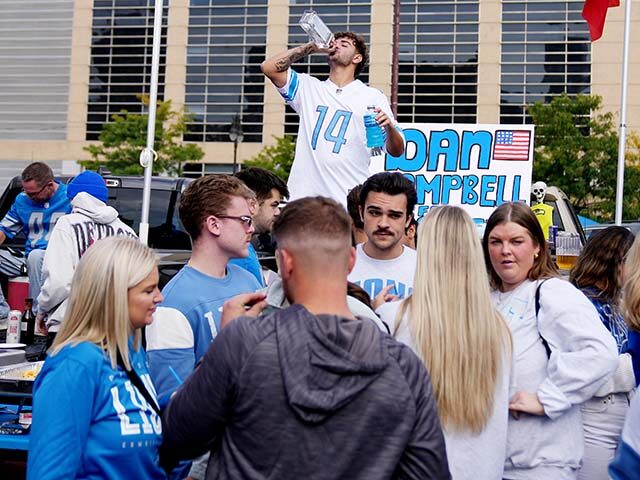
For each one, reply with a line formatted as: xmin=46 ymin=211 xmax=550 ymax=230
xmin=146 ymin=174 xmax=261 ymax=480
xmin=0 ymin=162 xmax=71 ymax=309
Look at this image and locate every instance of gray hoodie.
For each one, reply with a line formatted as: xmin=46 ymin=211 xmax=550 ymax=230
xmin=38 ymin=192 xmax=136 ymax=330
xmin=161 ymin=304 xmax=450 ymax=479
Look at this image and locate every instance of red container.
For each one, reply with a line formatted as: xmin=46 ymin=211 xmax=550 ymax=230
xmin=7 ymin=276 xmax=30 ymax=311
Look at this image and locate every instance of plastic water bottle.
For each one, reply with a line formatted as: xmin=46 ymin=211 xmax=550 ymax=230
xmin=364 ymin=106 xmax=385 ymax=156
xmin=299 ymin=10 xmax=334 ymax=49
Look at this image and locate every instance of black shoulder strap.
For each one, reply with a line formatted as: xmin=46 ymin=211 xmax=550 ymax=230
xmin=117 ymin=350 xmax=161 ymax=416
xmin=535 ymin=280 xmax=552 ymax=358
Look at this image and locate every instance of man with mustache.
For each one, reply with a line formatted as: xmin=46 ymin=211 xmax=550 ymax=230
xmin=348 ymin=172 xmax=418 ymax=310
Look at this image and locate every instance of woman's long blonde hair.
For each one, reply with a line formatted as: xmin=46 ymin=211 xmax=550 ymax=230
xmin=398 ymin=206 xmax=511 ymax=433
xmin=51 ymin=237 xmax=157 ymax=370
xmin=624 ymin=234 xmax=640 ymax=331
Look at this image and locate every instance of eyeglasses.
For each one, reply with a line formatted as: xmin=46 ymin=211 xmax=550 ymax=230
xmin=22 ymin=182 xmax=50 ymax=199
xmin=218 ymin=215 xmax=253 ymax=229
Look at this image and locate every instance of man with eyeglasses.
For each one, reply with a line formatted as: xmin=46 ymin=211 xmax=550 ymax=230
xmin=0 ymin=162 xmax=71 ymax=309
xmin=261 ymin=31 xmax=404 ymax=206
xmin=146 ymin=174 xmax=262 ymax=480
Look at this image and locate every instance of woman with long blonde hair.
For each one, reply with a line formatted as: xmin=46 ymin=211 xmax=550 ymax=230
xmin=609 ymin=234 xmax=640 ymax=479
xmin=378 ymin=205 xmax=512 ymax=479
xmin=28 ymin=237 xmax=166 ymax=479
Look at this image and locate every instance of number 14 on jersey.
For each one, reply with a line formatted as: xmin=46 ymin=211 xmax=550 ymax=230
xmin=311 ymin=106 xmax=352 ymax=154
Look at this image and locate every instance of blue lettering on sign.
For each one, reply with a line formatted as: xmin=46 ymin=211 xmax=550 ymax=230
xmin=479 ymin=175 xmax=497 ymax=207
xmin=460 ymin=130 xmax=492 ymax=170
xmin=441 ymin=175 xmax=462 ymax=204
xmin=384 ymin=128 xmax=493 ymax=172
xmin=386 ymin=127 xmax=527 ymax=210
xmin=407 ymin=173 xmax=523 ymax=207
xmin=386 ymin=128 xmax=428 ymax=172
xmin=413 ymin=174 xmax=441 ymax=204
xmin=428 ymin=130 xmax=460 ymax=172
xmin=387 ymin=128 xmax=496 ymax=173
xmin=461 ymin=175 xmax=479 ymax=205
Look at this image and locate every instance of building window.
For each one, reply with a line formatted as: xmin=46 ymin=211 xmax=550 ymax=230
xmin=0 ymin=0 xmax=74 ymax=140
xmin=87 ymin=0 xmax=168 ymax=140
xmin=184 ymin=0 xmax=268 ymax=143
xmin=397 ymin=0 xmax=479 ymax=124
xmin=284 ymin=1 xmax=372 ymax=137
xmin=500 ymin=0 xmax=591 ymax=124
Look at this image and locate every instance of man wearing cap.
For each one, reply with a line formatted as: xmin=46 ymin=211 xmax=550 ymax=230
xmin=36 ymin=170 xmax=136 ymax=341
xmin=0 ymin=162 xmax=72 ymax=308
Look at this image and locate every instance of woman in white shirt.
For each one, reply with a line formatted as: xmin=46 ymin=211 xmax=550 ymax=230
xmin=482 ymin=201 xmax=618 ymax=480
xmin=378 ymin=205 xmax=512 ymax=479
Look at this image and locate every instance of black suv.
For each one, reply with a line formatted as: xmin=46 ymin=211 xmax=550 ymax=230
xmin=0 ymin=174 xmax=193 ymax=286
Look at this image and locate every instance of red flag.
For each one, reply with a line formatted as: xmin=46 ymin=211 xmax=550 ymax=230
xmin=582 ymin=0 xmax=620 ymax=41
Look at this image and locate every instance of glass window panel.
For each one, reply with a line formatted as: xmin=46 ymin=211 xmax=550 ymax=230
xmin=500 ymin=0 xmax=591 ymax=124
xmin=86 ymin=0 xmax=169 ymax=139
xmin=0 ymin=1 xmax=74 ymax=140
xmin=184 ymin=0 xmax=267 ymax=143
xmin=394 ymin=0 xmax=479 ymax=124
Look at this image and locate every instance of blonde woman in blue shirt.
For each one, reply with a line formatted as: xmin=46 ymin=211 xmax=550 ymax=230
xmin=28 ymin=237 xmax=166 ymax=479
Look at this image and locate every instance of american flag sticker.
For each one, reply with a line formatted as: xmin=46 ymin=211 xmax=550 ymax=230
xmin=493 ymin=130 xmax=531 ymax=161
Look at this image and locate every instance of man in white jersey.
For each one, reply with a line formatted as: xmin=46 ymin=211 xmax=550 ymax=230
xmin=348 ymin=172 xmax=417 ymax=310
xmin=261 ymin=32 xmax=405 ymax=205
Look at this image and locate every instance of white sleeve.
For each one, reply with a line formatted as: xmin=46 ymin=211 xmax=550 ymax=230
xmin=276 ymin=69 xmax=303 ymax=111
xmin=593 ymin=352 xmax=636 ymax=397
xmin=376 ymin=300 xmax=401 ymax=333
xmin=536 ymin=278 xmax=618 ymax=419
xmin=37 ymin=221 xmax=76 ymax=315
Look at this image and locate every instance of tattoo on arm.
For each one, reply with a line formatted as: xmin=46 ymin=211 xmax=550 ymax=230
xmin=274 ymin=44 xmax=315 ymax=73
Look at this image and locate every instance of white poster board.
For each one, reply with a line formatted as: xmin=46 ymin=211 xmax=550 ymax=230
xmin=370 ymin=124 xmax=535 ymax=226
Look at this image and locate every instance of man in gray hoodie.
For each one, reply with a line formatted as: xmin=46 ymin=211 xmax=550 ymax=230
xmin=160 ymin=196 xmax=450 ymax=479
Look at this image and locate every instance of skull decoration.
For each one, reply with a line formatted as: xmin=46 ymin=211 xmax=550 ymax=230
xmin=531 ymin=181 xmax=547 ymax=204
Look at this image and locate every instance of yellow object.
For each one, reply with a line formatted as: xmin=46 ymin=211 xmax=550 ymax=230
xmin=531 ymin=203 xmax=554 ymax=240
xmin=21 ymin=366 xmax=41 ymax=380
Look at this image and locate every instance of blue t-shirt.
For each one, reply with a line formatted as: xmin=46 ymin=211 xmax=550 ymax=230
xmin=229 ymin=243 xmax=264 ymax=286
xmin=28 ymin=341 xmax=166 ymax=480
xmin=0 ymin=182 xmax=71 ymax=254
xmin=146 ymin=264 xmax=261 ymax=399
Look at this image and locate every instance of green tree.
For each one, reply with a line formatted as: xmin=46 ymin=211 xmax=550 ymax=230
xmin=244 ymin=135 xmax=295 ymax=181
xmin=529 ymin=94 xmax=640 ymax=221
xmin=81 ymin=95 xmax=203 ymax=176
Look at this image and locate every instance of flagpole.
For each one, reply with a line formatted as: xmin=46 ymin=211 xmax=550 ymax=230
xmin=614 ymin=0 xmax=632 ymax=225
xmin=139 ymin=0 xmax=164 ymax=245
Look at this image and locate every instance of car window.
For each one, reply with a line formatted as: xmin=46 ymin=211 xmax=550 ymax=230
xmin=547 ymin=200 xmax=565 ymax=231
xmin=109 ymin=187 xmax=190 ymax=250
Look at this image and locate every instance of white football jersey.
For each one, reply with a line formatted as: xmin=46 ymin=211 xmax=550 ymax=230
xmin=277 ymin=69 xmax=402 ymax=206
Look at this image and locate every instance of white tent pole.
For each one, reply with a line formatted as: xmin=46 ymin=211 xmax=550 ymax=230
xmin=614 ymin=0 xmax=632 ymax=225
xmin=139 ymin=0 xmax=164 ymax=245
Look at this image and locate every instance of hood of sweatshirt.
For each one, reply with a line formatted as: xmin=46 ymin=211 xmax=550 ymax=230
xmin=275 ymin=304 xmax=389 ymax=423
xmin=71 ymin=192 xmax=119 ymax=224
